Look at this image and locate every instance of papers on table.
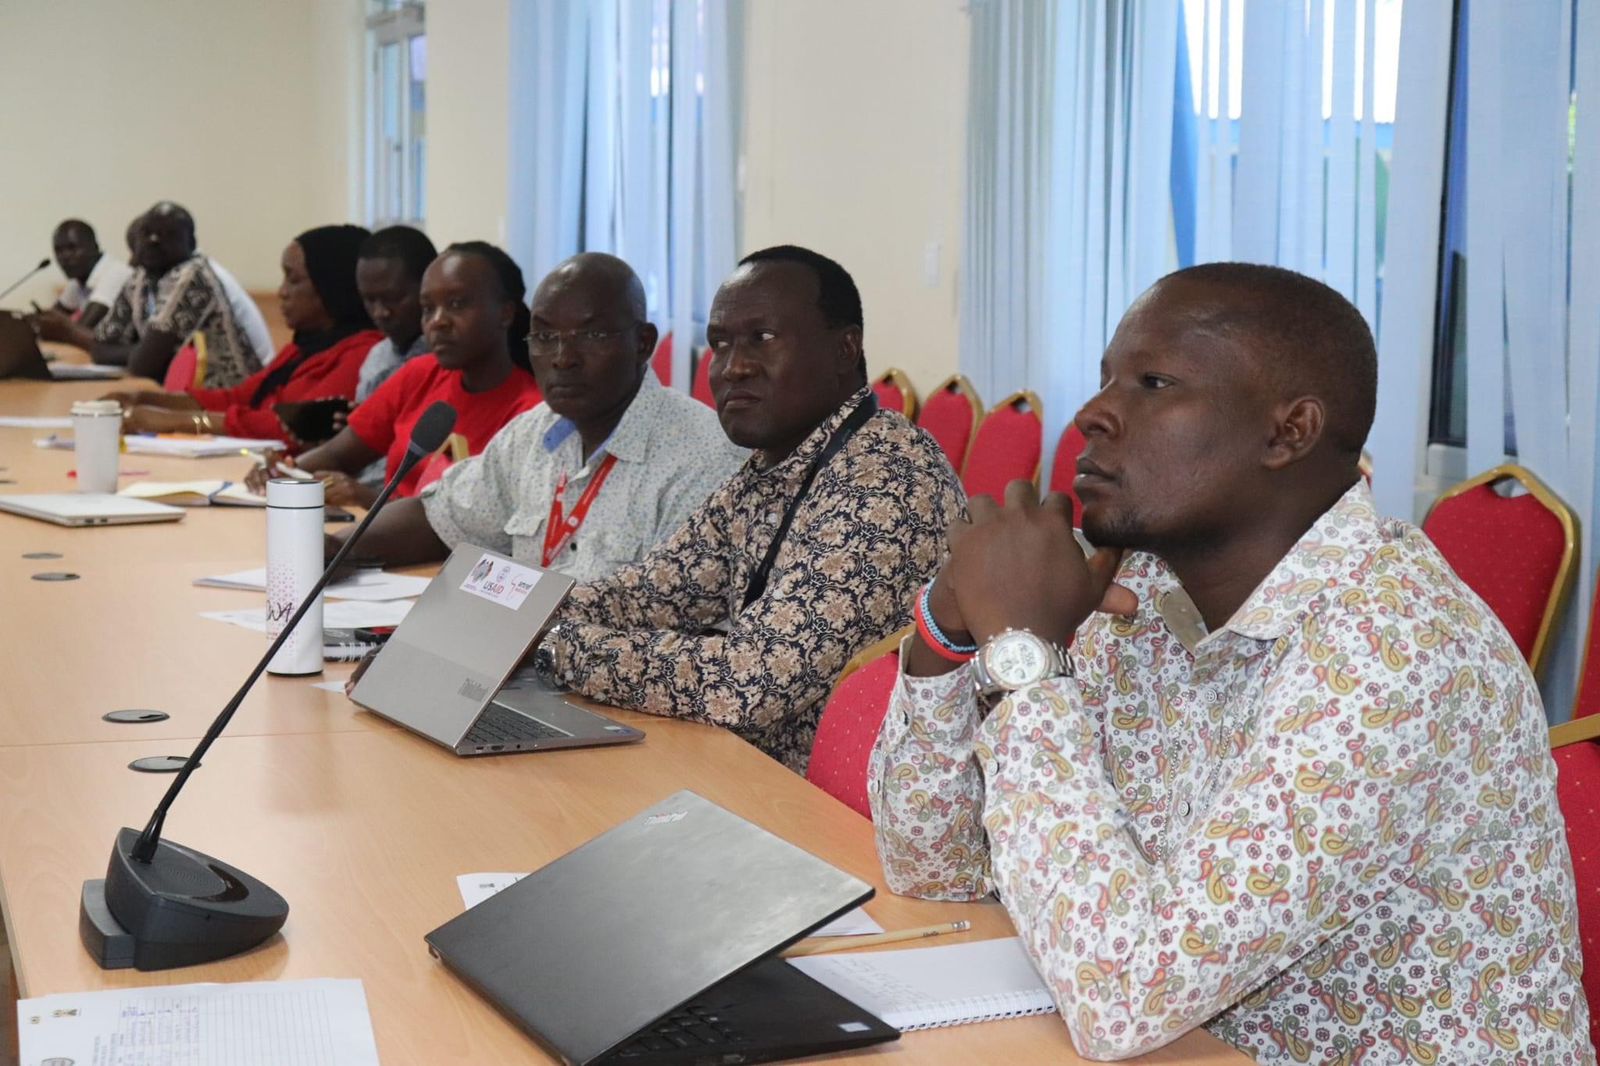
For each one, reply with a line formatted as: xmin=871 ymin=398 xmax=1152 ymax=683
xmin=311 ymin=680 xmax=349 ymax=693
xmin=0 ymin=415 xmax=71 ymax=428
xmin=201 ymin=599 xmax=413 ymax=633
xmin=454 ymin=873 xmax=884 ymax=937
xmin=35 ymin=433 xmax=284 ymax=457
xmin=17 ymin=977 xmax=382 ymax=1066
xmin=121 ymin=480 xmax=268 ymax=507
xmin=196 ymin=567 xmax=430 ymax=601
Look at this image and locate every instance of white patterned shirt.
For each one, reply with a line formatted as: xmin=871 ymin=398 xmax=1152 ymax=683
xmin=869 ymin=482 xmax=1591 ymax=1063
xmin=57 ymin=253 xmax=133 ymax=313
xmin=420 ymin=371 xmax=746 ymax=583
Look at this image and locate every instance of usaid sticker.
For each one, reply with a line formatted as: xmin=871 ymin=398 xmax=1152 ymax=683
xmin=460 ymin=553 xmax=541 ymax=610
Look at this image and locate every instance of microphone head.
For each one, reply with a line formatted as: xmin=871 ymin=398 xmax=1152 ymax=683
xmin=36 ymin=258 xmax=50 ymax=270
xmin=406 ymin=401 xmax=457 ymax=458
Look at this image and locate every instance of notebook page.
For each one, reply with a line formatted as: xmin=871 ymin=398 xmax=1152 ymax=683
xmin=788 ymin=937 xmax=1058 ymax=1030
xmin=17 ymin=978 xmax=381 ymax=1066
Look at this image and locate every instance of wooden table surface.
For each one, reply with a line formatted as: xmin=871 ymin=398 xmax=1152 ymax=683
xmin=0 ymin=369 xmax=1248 ymax=1064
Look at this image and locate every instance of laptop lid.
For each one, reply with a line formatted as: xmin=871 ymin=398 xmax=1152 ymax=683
xmin=0 ymin=494 xmax=185 ymax=526
xmin=350 ymin=545 xmax=574 ymax=747
xmin=0 ymin=311 xmax=51 ymax=379
xmin=424 ymin=790 xmax=875 ymax=1066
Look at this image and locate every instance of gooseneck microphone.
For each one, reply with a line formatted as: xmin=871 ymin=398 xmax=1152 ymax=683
xmin=0 ymin=258 xmax=52 ymax=302
xmin=80 ymin=401 xmax=458 ymax=971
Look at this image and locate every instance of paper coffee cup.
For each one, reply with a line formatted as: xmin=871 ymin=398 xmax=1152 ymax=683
xmin=71 ymin=399 xmax=123 ymax=494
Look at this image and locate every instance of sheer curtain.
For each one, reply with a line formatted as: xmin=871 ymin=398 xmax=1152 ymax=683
xmin=506 ymin=0 xmax=739 ymax=389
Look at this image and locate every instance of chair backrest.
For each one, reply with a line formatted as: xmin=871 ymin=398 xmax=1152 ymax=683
xmin=1574 ymin=570 xmax=1600 ymax=721
xmin=690 ymin=347 xmax=714 ymax=407
xmin=1549 ymin=715 xmax=1600 ymax=1054
xmin=651 ymin=333 xmax=673 ymax=387
xmin=163 ymin=331 xmax=207 ymax=391
xmin=1421 ymin=463 xmax=1576 ymax=677
xmin=807 ymin=635 xmax=904 ymax=820
xmin=961 ymin=390 xmax=1043 ymax=503
xmin=915 ymin=374 xmax=983 ymax=473
xmin=871 ymin=368 xmax=919 ymax=420
xmin=1047 ymin=423 xmax=1087 ymax=526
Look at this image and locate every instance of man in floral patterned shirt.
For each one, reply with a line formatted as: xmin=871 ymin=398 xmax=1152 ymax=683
xmin=534 ymin=246 xmax=964 ymax=774
xmin=869 ymin=264 xmax=1591 ymax=1062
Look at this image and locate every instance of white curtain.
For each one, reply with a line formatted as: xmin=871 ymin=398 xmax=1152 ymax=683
xmin=506 ymin=0 xmax=739 ymax=389
xmin=961 ymin=0 xmax=1180 ymax=463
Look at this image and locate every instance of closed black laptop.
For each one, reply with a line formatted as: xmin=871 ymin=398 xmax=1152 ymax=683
xmin=424 ymin=790 xmax=899 ymax=1065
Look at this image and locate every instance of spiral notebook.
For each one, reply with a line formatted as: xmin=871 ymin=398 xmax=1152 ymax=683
xmin=786 ymin=937 xmax=1057 ymax=1031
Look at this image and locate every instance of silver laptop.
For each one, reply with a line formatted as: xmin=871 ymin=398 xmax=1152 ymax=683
xmin=0 ymin=310 xmax=125 ymax=380
xmin=0 ymin=493 xmax=184 ymax=526
xmin=351 ymin=544 xmax=644 ymax=755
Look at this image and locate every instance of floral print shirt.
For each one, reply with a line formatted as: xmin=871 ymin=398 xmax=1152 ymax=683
xmin=545 ymin=388 xmax=965 ymax=773
xmin=869 ymin=482 xmax=1591 ymax=1063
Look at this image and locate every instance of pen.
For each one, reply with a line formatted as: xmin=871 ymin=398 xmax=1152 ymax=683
xmin=781 ymin=920 xmax=972 ymax=958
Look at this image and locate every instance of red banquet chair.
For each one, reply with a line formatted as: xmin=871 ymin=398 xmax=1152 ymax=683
xmin=651 ymin=333 xmax=673 ymax=387
xmin=961 ymin=391 xmax=1043 ymax=503
xmin=915 ymin=373 xmax=983 ymax=473
xmin=690 ymin=347 xmax=714 ymax=407
xmin=1421 ymin=463 xmax=1576 ymax=678
xmin=1550 ymin=611 xmax=1600 ymax=1056
xmin=870 ymin=368 xmax=918 ymax=420
xmin=1047 ymin=423 xmax=1088 ymax=526
xmin=806 ymin=629 xmax=907 ymax=820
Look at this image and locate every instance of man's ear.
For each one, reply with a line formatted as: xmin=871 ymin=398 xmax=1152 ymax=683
xmin=636 ymin=322 xmax=659 ymax=368
xmin=1263 ymin=396 xmax=1325 ymax=470
xmin=838 ymin=325 xmax=863 ymax=381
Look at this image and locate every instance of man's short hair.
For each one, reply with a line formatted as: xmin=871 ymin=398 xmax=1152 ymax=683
xmin=738 ymin=245 xmax=864 ymax=334
xmin=1163 ymin=262 xmax=1378 ymax=455
xmin=359 ymin=225 xmax=438 ymax=283
xmin=53 ymin=219 xmax=96 ymax=245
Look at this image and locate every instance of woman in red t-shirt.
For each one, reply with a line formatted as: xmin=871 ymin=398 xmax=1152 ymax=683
xmin=107 ymin=224 xmax=382 ymax=448
xmin=248 ymin=241 xmax=542 ymax=506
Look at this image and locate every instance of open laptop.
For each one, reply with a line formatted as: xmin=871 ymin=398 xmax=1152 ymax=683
xmin=0 ymin=310 xmax=125 ymax=380
xmin=0 ymin=493 xmax=184 ymax=527
xmin=351 ymin=544 xmax=643 ymax=755
xmin=426 ymin=790 xmax=900 ymax=1065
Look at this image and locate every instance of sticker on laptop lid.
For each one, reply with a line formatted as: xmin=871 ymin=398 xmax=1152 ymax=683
xmin=644 ymin=810 xmax=689 ymax=826
xmin=460 ymin=553 xmax=542 ymax=610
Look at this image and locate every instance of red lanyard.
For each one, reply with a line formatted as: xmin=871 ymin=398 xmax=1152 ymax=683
xmin=542 ymin=454 xmax=619 ymax=567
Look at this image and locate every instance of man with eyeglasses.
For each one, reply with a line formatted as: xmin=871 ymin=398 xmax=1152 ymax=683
xmin=339 ymin=252 xmax=744 ymax=580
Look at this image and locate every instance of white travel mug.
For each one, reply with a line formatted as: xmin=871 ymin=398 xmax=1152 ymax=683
xmin=266 ymin=477 xmax=326 ymax=676
xmin=71 ymin=399 xmax=123 ymax=494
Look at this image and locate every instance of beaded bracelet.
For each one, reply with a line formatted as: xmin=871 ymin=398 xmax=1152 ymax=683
xmin=915 ymin=581 xmax=978 ymax=663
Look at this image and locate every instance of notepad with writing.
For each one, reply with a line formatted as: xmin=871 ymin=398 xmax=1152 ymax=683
xmin=787 ymin=936 xmax=1058 ymax=1030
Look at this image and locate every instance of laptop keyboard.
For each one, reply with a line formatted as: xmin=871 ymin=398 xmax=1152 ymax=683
xmin=463 ymin=702 xmax=569 ymax=746
xmin=613 ymin=1003 xmax=745 ymax=1057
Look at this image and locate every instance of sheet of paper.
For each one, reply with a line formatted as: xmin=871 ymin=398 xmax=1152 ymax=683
xmin=201 ymin=600 xmax=413 ymax=633
xmin=17 ymin=977 xmax=381 ymax=1066
xmin=120 ymin=480 xmax=229 ymax=504
xmin=122 ymin=434 xmax=284 ymax=458
xmin=454 ymin=872 xmax=883 ymax=935
xmin=195 ymin=567 xmax=430 ymax=601
xmin=311 ymin=680 xmax=347 ymax=693
xmin=0 ymin=415 xmax=72 ymax=428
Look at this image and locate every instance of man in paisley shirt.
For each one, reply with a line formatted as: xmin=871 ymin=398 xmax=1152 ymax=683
xmin=532 ymin=246 xmax=965 ymax=774
xmin=870 ymin=263 xmax=1591 ymax=1062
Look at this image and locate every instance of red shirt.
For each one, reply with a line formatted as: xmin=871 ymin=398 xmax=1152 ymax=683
xmin=188 ymin=330 xmax=383 ymax=445
xmin=346 ymin=355 xmax=543 ymax=497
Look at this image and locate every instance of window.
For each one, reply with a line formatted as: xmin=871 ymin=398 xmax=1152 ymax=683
xmin=366 ymin=1 xmax=426 ymax=227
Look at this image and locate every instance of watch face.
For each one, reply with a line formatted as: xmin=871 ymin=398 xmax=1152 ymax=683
xmin=988 ymin=632 xmax=1051 ymax=687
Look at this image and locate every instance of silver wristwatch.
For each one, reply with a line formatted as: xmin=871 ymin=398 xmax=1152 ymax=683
xmin=972 ymin=628 xmax=1072 ymax=703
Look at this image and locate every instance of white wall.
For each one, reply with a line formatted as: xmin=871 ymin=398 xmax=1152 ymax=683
xmin=739 ymin=0 xmax=969 ymax=399
xmin=0 ymin=0 xmax=360 ymax=310
xmin=423 ymin=0 xmax=511 ymax=249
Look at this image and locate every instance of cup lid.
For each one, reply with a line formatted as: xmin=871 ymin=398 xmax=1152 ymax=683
xmin=266 ymin=477 xmax=326 ymax=507
xmin=70 ymin=400 xmax=123 ymax=416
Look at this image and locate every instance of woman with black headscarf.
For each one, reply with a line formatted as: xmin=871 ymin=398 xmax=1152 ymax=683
xmin=111 ymin=225 xmax=383 ymax=450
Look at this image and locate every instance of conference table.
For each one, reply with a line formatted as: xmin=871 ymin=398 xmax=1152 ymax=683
xmin=0 ymin=367 xmax=1248 ymax=1064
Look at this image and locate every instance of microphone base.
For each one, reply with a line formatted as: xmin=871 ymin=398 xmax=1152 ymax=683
xmin=80 ymin=827 xmax=288 ymax=971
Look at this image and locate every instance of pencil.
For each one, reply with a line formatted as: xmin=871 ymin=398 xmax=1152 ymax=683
xmin=781 ymin=920 xmax=971 ymax=958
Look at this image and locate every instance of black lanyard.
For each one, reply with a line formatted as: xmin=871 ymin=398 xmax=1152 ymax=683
xmin=741 ymin=395 xmax=879 ymax=610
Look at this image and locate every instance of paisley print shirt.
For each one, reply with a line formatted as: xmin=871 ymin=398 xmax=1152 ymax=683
xmin=545 ymin=388 xmax=965 ymax=774
xmin=869 ymin=482 xmax=1592 ymax=1063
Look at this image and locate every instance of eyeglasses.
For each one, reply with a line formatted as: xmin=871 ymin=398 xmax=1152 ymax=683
xmin=525 ymin=326 xmax=634 ymax=356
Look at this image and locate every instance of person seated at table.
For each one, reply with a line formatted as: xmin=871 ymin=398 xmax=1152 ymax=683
xmin=42 ymin=203 xmax=266 ymax=387
xmin=522 ymin=246 xmax=965 ymax=774
xmin=41 ymin=218 xmax=132 ymax=331
xmin=106 ymin=224 xmax=381 ymax=447
xmin=868 ymin=264 xmax=1590 ymax=1062
xmin=330 ymin=252 xmax=743 ymax=576
xmin=247 ymin=241 xmax=542 ymax=507
xmin=352 ymin=225 xmax=438 ymax=402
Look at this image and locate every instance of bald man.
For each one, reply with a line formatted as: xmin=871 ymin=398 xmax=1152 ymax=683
xmin=334 ymin=252 xmax=746 ymax=579
xmin=870 ymin=264 xmax=1589 ymax=1061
